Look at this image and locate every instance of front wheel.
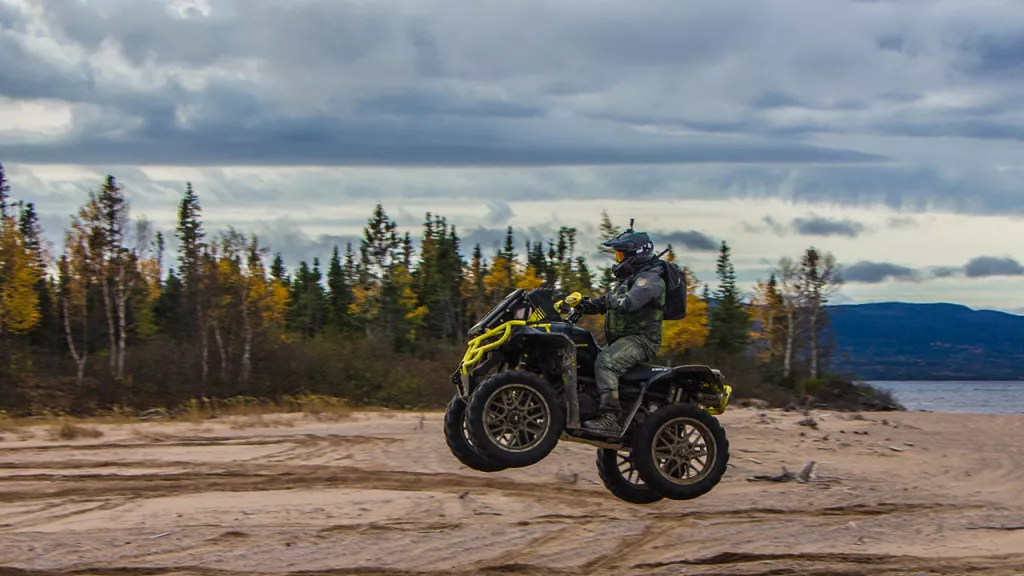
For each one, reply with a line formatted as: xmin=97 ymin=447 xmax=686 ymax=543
xmin=632 ymin=403 xmax=730 ymax=501
xmin=465 ymin=370 xmax=564 ymax=469
xmin=596 ymin=448 xmax=664 ymax=505
xmin=444 ymin=395 xmax=508 ymax=473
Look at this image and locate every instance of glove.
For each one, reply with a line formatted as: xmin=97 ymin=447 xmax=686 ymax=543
xmin=554 ymin=292 xmax=583 ymax=313
xmin=576 ymin=297 xmax=601 ymax=315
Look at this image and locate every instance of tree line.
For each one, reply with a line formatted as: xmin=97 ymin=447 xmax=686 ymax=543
xmin=0 ymin=162 xmax=882 ymax=415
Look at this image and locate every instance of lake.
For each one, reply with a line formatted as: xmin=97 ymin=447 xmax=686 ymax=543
xmin=865 ymin=380 xmax=1024 ymax=415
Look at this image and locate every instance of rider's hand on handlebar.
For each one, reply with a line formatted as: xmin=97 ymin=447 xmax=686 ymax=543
xmin=555 ymin=292 xmax=583 ymax=313
xmin=564 ymin=292 xmax=582 ymax=307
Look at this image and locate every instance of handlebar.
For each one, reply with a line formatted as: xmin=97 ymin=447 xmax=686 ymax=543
xmin=564 ymin=307 xmax=583 ymax=325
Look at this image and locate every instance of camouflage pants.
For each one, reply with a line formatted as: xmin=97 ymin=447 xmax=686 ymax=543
xmin=594 ymin=335 xmax=658 ymax=414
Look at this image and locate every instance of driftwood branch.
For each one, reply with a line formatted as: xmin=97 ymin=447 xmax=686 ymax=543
xmin=747 ymin=460 xmax=843 ymax=484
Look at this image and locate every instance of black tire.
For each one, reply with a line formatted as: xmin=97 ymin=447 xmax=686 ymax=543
xmin=596 ymin=448 xmax=664 ymax=505
xmin=466 ymin=370 xmax=564 ymax=469
xmin=444 ymin=395 xmax=508 ymax=473
xmin=632 ymin=403 xmax=730 ymax=501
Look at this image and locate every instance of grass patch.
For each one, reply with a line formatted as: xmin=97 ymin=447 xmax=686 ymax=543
xmin=50 ymin=420 xmax=104 ymax=441
xmin=230 ymin=414 xmax=296 ymax=429
xmin=176 ymin=394 xmax=351 ymax=422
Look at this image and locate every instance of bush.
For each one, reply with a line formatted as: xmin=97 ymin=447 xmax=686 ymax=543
xmin=808 ymin=375 xmax=905 ymax=412
xmin=51 ymin=420 xmax=104 ymax=440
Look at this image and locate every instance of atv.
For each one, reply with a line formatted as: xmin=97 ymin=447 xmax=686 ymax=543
xmin=444 ymin=287 xmax=733 ymax=504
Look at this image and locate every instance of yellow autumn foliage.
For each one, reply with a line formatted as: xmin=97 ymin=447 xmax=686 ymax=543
xmin=659 ymin=265 xmax=709 ymax=356
xmin=516 ymin=265 xmax=544 ymax=290
xmin=0 ymin=216 xmax=41 ymax=335
xmin=661 ymin=294 xmax=709 ymax=356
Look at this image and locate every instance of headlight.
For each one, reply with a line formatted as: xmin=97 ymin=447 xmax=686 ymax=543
xmin=469 ymin=320 xmax=486 ymax=336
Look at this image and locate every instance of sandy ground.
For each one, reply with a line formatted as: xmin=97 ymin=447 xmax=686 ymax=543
xmin=1 ymin=407 xmax=1023 ymax=576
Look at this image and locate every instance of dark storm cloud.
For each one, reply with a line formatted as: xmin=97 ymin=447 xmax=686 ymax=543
xmin=792 ymin=215 xmax=865 ymax=238
xmin=658 ymin=230 xmax=718 ymax=252
xmin=839 ymin=257 xmax=1024 ymax=284
xmin=5 ymin=0 xmax=1024 ymax=218
xmin=356 ymin=90 xmax=543 ymax=119
xmin=0 ymin=0 xmax=894 ymax=167
xmin=0 ymin=113 xmax=885 ymax=167
xmin=743 ymin=214 xmax=867 ymax=238
xmin=964 ymin=256 xmax=1024 ymax=278
xmin=959 ymin=33 xmax=1024 ymax=77
xmin=840 ymin=261 xmax=920 ymax=284
xmin=930 ymin=266 xmax=962 ymax=279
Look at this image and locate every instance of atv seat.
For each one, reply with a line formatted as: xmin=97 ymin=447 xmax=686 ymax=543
xmin=619 ymin=363 xmax=721 ymax=387
xmin=619 ymin=364 xmax=672 ymax=386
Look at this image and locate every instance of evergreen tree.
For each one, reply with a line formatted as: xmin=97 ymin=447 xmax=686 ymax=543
xmin=359 ymin=203 xmax=401 ymax=285
xmin=175 ymin=183 xmax=209 ymax=382
xmin=567 ymin=255 xmax=593 ymax=295
xmin=17 ymin=202 xmax=57 ymax=348
xmin=464 ymin=243 xmax=488 ymax=324
xmin=706 ymin=241 xmax=751 ymax=355
xmin=548 ymin=226 xmax=578 ymax=294
xmin=288 ymin=259 xmax=327 ymax=337
xmin=0 ymin=161 xmax=9 ymax=219
xmin=153 ymin=268 xmax=185 ymax=338
xmin=327 ymin=246 xmax=352 ymax=331
xmin=270 ymin=253 xmax=288 ymax=286
xmin=500 ymin=226 xmax=517 ymax=263
xmin=343 ymin=243 xmax=357 ymax=286
xmin=154 ymin=231 xmax=166 ymax=280
xmin=750 ymin=273 xmax=787 ymax=374
xmin=526 ymin=240 xmax=548 ymax=285
xmin=177 ymin=183 xmax=204 ymax=284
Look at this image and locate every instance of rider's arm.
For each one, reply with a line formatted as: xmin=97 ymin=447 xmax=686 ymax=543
xmin=587 ymin=293 xmax=609 ymax=314
xmin=606 ymin=271 xmax=665 ymax=313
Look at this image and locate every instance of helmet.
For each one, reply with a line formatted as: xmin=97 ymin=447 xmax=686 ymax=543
xmin=602 ymin=230 xmax=655 ymax=278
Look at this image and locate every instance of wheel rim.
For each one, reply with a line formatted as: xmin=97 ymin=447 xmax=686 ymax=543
xmin=482 ymin=383 xmax=551 ymax=452
xmin=650 ymin=417 xmax=715 ymax=485
xmin=616 ymin=451 xmax=645 ymax=486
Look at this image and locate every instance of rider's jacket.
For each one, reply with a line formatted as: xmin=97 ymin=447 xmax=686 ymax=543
xmin=590 ymin=255 xmax=666 ymax=350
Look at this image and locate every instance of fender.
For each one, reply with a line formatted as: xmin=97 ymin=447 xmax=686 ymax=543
xmin=619 ymin=365 xmax=732 ymax=432
xmin=513 ymin=330 xmax=581 ymax=429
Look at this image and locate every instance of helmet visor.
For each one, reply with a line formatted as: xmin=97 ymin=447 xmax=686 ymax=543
xmin=615 ymin=251 xmax=626 ymax=263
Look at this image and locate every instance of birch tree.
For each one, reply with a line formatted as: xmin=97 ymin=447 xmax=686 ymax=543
xmin=775 ymin=257 xmax=801 ymax=379
xmin=797 ymin=247 xmax=843 ymax=379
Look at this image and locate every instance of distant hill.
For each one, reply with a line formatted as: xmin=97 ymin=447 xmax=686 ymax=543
xmin=828 ymin=302 xmax=1024 ymax=381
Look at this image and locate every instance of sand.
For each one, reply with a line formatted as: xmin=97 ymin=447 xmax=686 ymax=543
xmin=1 ymin=407 xmax=1023 ymax=575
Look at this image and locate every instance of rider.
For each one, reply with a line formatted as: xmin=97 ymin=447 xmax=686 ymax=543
xmin=565 ymin=229 xmax=666 ymax=435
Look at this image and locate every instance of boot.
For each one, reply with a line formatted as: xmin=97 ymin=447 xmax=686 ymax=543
xmin=583 ymin=411 xmax=621 ymax=436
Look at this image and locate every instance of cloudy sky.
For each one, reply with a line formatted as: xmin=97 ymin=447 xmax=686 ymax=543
xmin=2 ymin=0 xmax=1023 ymax=313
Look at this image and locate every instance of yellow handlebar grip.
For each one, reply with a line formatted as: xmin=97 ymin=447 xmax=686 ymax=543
xmin=564 ymin=292 xmax=582 ymax=307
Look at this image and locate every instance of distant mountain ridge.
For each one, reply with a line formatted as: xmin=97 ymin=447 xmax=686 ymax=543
xmin=827 ymin=302 xmax=1024 ymax=381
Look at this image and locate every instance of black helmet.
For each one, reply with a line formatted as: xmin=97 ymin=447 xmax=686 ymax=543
xmin=602 ymin=229 xmax=655 ymax=278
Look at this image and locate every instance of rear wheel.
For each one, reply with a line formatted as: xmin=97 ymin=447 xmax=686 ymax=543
xmin=596 ymin=448 xmax=664 ymax=504
xmin=632 ymin=403 xmax=729 ymax=501
xmin=466 ymin=370 xmax=564 ymax=469
xmin=444 ymin=395 xmax=507 ymax=473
